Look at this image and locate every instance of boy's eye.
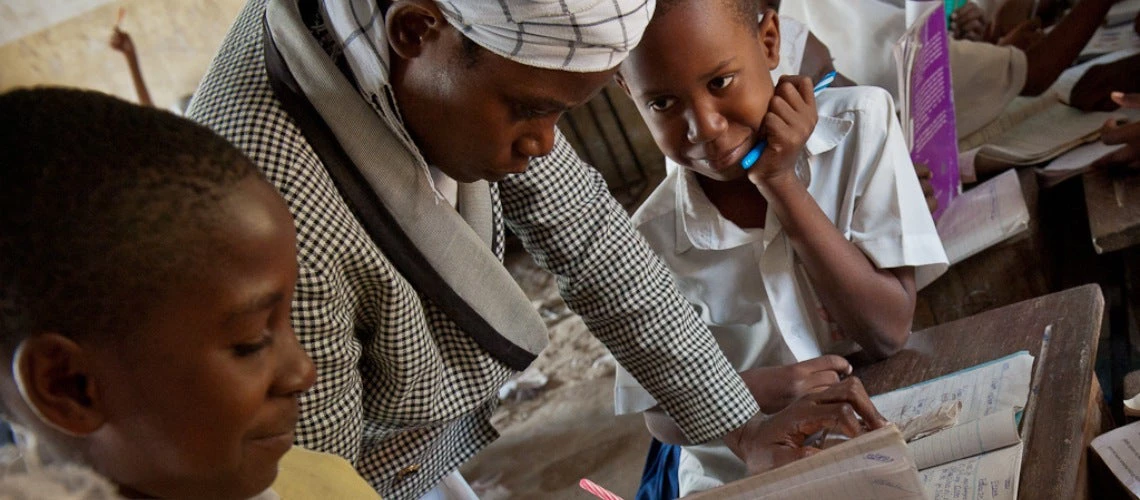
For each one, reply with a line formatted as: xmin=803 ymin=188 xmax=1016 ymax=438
xmin=709 ymin=74 xmax=735 ymax=91
xmin=232 ymin=333 xmax=273 ymax=357
xmin=648 ymin=97 xmax=676 ymax=112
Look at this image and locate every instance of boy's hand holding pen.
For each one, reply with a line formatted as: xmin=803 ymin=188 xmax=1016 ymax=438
xmin=744 ymin=74 xmax=831 ymax=191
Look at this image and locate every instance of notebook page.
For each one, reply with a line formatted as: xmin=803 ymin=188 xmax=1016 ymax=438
xmin=687 ymin=426 xmax=922 ymax=499
xmin=870 ymin=351 xmax=1034 ymax=425
xmin=920 ymin=442 xmax=1024 ymax=500
xmin=977 ymin=105 xmax=1117 ymax=164
xmin=1036 ymin=142 xmax=1127 ymax=187
xmin=910 ymin=406 xmax=1021 ymax=469
xmin=933 ymin=169 xmax=1029 ymax=265
xmin=959 ymin=96 xmax=1059 ymax=151
xmin=1091 ymin=419 xmax=1140 ymax=494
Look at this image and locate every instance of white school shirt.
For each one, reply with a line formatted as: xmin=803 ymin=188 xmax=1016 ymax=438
xmin=780 ymin=1 xmax=1028 ymax=136
xmin=613 ymin=87 xmax=948 ymax=495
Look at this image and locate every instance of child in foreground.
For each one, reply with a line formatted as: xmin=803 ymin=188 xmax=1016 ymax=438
xmin=0 ymin=88 xmax=377 ymax=499
xmin=612 ymin=0 xmax=948 ymax=494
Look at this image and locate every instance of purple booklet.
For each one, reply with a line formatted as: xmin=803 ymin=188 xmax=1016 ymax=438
xmin=897 ymin=0 xmax=960 ymax=220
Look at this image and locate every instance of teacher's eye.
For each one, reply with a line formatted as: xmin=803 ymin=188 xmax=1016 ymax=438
xmin=233 ymin=334 xmax=273 ymax=357
xmin=648 ymin=97 xmax=676 ymax=112
xmin=709 ymin=74 xmax=735 ymax=91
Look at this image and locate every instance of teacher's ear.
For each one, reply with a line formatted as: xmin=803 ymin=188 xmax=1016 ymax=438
xmin=386 ymin=0 xmax=448 ymax=60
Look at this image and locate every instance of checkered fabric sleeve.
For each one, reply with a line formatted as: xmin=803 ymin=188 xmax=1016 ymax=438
xmin=499 ymin=132 xmax=761 ymax=444
xmin=188 ymin=1 xmax=517 ymax=497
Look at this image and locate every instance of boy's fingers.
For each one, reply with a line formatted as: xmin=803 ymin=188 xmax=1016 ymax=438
xmin=805 ymin=370 xmax=841 ymax=390
xmin=777 ymin=75 xmax=814 ymax=106
xmin=1112 ymin=92 xmax=1140 ymax=109
xmin=810 ymin=377 xmax=888 ymax=429
xmin=813 ymin=402 xmax=864 ymax=437
xmin=767 ymin=95 xmax=797 ymax=119
xmin=807 ymin=354 xmax=852 ymax=375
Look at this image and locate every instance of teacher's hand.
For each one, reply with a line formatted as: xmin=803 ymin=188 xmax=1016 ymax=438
xmin=723 ymin=377 xmax=888 ymax=475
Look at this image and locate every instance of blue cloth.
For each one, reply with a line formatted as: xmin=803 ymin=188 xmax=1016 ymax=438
xmin=636 ymin=438 xmax=680 ymax=500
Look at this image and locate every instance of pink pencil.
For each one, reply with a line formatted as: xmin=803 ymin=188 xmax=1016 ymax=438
xmin=579 ymin=478 xmax=624 ymax=500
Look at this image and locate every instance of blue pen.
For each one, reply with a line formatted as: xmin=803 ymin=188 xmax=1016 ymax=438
xmin=741 ymin=71 xmax=837 ymax=170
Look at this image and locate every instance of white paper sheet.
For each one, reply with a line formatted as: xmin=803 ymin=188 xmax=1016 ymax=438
xmin=909 ymin=407 xmax=1022 ymax=469
xmin=919 ymin=442 xmax=1024 ymax=500
xmin=1091 ymin=419 xmax=1140 ymax=494
xmin=871 ymin=351 xmax=1034 ymax=427
xmin=932 ymin=170 xmax=1029 ymax=265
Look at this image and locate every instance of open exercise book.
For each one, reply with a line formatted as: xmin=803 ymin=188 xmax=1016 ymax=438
xmin=687 ymin=351 xmax=1035 ymax=500
xmin=874 ymin=351 xmax=1034 ymax=500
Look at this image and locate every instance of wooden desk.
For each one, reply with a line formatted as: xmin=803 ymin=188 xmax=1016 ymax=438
xmin=1085 ymin=169 xmax=1140 ymax=254
xmin=854 ymin=284 xmax=1106 ymax=500
xmin=1084 ymin=169 xmax=1140 ymax=423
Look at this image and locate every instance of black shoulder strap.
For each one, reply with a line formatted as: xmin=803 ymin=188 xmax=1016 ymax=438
xmin=261 ymin=22 xmax=535 ymax=371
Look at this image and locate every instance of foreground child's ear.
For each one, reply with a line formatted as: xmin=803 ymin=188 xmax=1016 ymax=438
xmin=13 ymin=334 xmax=104 ymax=437
xmin=386 ymin=0 xmax=448 ymax=60
xmin=757 ymin=8 xmax=782 ymax=71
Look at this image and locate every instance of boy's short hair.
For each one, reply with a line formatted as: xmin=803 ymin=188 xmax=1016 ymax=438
xmin=655 ymin=0 xmax=761 ymax=33
xmin=0 ymin=87 xmax=260 ymax=352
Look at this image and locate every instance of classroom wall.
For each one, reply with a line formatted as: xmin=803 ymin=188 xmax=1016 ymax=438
xmin=0 ymin=0 xmax=246 ymax=110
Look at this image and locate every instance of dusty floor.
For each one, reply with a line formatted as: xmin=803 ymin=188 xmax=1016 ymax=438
xmin=459 ymin=247 xmax=652 ymax=499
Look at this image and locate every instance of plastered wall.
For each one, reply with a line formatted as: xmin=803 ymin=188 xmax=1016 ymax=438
xmin=0 ymin=0 xmax=247 ymax=109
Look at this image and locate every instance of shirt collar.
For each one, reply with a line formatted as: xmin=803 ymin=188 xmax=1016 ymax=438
xmin=673 ymin=164 xmax=764 ymax=253
xmin=672 ymin=113 xmax=852 ymax=253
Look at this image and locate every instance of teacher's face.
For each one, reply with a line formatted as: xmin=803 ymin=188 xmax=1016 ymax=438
xmin=387 ymin=0 xmax=615 ymax=183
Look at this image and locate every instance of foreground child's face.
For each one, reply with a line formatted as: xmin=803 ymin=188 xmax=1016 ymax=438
xmin=619 ymin=2 xmax=780 ymax=182
xmin=87 ymin=176 xmax=315 ymax=499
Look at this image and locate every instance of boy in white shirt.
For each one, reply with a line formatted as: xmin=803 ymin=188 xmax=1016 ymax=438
xmin=613 ymin=0 xmax=948 ymax=494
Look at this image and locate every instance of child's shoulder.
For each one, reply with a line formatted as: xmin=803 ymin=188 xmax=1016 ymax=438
xmin=814 ymin=85 xmax=897 ymax=123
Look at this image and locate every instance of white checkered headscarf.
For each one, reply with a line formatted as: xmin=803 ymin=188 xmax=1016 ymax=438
xmin=437 ymin=0 xmax=656 ymax=72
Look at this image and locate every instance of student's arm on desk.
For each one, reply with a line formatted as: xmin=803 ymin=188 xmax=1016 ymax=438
xmin=1019 ymin=0 xmax=1121 ymax=96
xmin=751 ymin=78 xmax=916 ymax=359
xmin=648 ymin=378 xmax=889 ymax=475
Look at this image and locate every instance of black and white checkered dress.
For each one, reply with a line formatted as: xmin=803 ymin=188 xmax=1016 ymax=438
xmin=189 ymin=1 xmax=758 ymax=497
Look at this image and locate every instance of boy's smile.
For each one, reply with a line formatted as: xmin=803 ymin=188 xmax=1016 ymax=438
xmin=617 ymin=0 xmax=782 ymax=182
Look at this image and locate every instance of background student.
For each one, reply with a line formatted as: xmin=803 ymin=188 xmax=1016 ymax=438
xmin=0 ymin=87 xmax=377 ymax=499
xmin=611 ymin=0 xmax=947 ymax=494
xmin=779 ymin=0 xmax=1124 ymax=137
